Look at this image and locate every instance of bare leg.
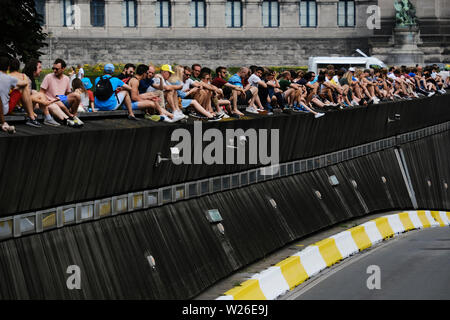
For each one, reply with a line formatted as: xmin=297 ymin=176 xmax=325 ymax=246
xmin=18 ymin=84 xmax=37 ymax=120
xmin=67 ymin=92 xmax=81 ymax=116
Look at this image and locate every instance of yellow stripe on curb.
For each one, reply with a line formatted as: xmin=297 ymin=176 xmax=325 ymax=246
xmin=225 ymin=279 xmax=266 ymax=300
xmin=349 ymin=226 xmax=372 ymax=250
xmin=314 ymin=238 xmax=343 ymax=267
xmin=430 ymin=211 xmax=445 ymax=227
xmin=398 ymin=212 xmax=415 ymax=231
xmin=417 ymin=210 xmax=431 ymax=228
xmin=373 ymin=217 xmax=395 ymax=239
xmin=276 ymin=256 xmax=309 ymax=290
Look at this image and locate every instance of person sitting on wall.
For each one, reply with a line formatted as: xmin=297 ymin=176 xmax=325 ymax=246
xmin=22 ymin=58 xmax=62 ymax=126
xmin=94 ymin=63 xmax=140 ymax=121
xmin=158 ymin=64 xmax=187 ymax=121
xmin=128 ymin=64 xmax=175 ymax=122
xmin=0 ymin=99 xmax=15 ymax=133
xmin=227 ymin=67 xmax=256 ymax=117
xmin=247 ymin=66 xmax=268 ymax=113
xmin=6 ymin=58 xmax=42 ymax=127
xmin=198 ymin=68 xmax=231 ymax=118
xmin=140 ymin=65 xmax=167 ymax=113
xmin=169 ymin=65 xmax=220 ymax=121
xmin=40 ymin=58 xmax=83 ymax=127
xmin=118 ymin=63 xmax=136 ymax=81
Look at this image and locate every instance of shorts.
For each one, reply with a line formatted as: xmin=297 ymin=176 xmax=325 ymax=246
xmin=8 ymin=89 xmax=22 ymax=114
xmin=237 ymin=90 xmax=253 ymax=106
xmin=116 ymin=92 xmax=139 ymax=110
xmin=127 ymin=100 xmax=140 ymax=110
xmin=223 ymin=86 xmax=232 ymax=100
xmin=181 ymin=99 xmax=193 ymax=109
xmin=56 ymin=95 xmax=70 ymax=108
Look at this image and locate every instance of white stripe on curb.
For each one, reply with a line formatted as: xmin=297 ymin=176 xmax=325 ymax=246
xmin=331 ymin=231 xmax=359 ymax=259
xmin=295 ymin=246 xmax=326 ymax=277
xmin=253 ymin=267 xmax=289 ymax=300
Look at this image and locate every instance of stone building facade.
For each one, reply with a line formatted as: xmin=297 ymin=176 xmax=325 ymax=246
xmin=36 ymin=0 xmax=449 ymax=67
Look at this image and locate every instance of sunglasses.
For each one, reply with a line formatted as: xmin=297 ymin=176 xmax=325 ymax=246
xmin=52 ymin=67 xmax=61 ymax=71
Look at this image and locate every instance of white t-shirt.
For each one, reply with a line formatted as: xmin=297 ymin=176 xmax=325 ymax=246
xmin=387 ymin=73 xmax=397 ymax=81
xmin=77 ymin=68 xmax=84 ymax=79
xmin=248 ymin=74 xmax=261 ymax=87
xmin=0 ymin=72 xmax=18 ymax=115
xmin=438 ymin=71 xmax=449 ymax=81
xmin=146 ymin=77 xmax=170 ymax=92
xmin=182 ymin=78 xmax=196 ymax=92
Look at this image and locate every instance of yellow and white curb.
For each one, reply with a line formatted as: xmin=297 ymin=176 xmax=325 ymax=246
xmin=216 ymin=210 xmax=449 ymax=300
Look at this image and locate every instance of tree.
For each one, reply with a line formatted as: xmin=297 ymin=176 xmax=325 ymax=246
xmin=0 ymin=0 xmax=47 ymax=62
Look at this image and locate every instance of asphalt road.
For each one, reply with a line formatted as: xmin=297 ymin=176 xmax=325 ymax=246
xmin=283 ymin=226 xmax=450 ymax=300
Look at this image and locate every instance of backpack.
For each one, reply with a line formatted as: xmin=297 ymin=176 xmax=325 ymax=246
xmin=95 ymin=76 xmax=114 ymax=101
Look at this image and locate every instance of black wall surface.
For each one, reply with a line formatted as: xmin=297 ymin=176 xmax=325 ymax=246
xmin=2 ymin=133 xmax=448 ymax=299
xmin=0 ymin=94 xmax=449 ymax=217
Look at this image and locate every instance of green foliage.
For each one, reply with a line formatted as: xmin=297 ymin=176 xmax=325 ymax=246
xmin=0 ymin=0 xmax=47 ymax=62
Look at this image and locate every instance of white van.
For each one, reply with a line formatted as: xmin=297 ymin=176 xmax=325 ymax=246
xmin=308 ymin=50 xmax=386 ymax=74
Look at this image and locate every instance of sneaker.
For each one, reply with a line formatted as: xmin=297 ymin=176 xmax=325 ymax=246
xmin=171 ymin=113 xmax=185 ymax=122
xmin=62 ymin=118 xmax=75 ymax=127
xmin=161 ymin=116 xmax=173 ymax=123
xmin=44 ymin=117 xmax=61 ymax=127
xmin=25 ymin=118 xmax=41 ymax=128
xmin=73 ymin=116 xmax=84 ymax=126
xmin=145 ymin=114 xmax=162 ymax=122
xmin=314 ymin=112 xmax=325 ymax=119
xmin=127 ymin=115 xmax=139 ymax=121
xmin=427 ymin=91 xmax=435 ymax=97
xmin=245 ymin=106 xmax=259 ymax=114
xmin=188 ymin=111 xmax=206 ymax=119
xmin=207 ymin=115 xmax=221 ymax=122
xmin=439 ymin=89 xmax=446 ymax=94
xmin=174 ymin=110 xmax=188 ymax=119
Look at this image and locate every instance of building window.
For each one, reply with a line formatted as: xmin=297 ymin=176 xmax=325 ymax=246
xmin=123 ymin=0 xmax=137 ymax=27
xmin=190 ymin=0 xmax=206 ymax=28
xmin=299 ymin=0 xmax=317 ymax=27
xmin=338 ymin=0 xmax=355 ymax=27
xmin=262 ymin=0 xmax=279 ymax=28
xmin=61 ymin=0 xmax=74 ymax=27
xmin=34 ymin=0 xmax=46 ymax=26
xmin=91 ymin=0 xmax=105 ymax=27
xmin=226 ymin=0 xmax=242 ymax=28
xmin=156 ymin=0 xmax=171 ymax=27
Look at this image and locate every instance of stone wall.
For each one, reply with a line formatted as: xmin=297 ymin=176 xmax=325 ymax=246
xmin=40 ymin=36 xmax=370 ymax=68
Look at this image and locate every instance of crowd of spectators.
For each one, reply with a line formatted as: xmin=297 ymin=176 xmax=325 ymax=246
xmin=0 ymin=56 xmax=449 ymax=133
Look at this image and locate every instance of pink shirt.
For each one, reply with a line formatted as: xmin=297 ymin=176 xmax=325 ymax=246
xmin=40 ymin=73 xmax=71 ymax=100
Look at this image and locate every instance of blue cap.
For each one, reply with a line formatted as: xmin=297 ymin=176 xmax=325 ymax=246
xmin=81 ymin=77 xmax=93 ymax=90
xmin=104 ymin=63 xmax=115 ymax=74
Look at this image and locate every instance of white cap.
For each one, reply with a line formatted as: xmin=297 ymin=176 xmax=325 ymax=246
xmin=349 ymin=67 xmax=356 ymax=72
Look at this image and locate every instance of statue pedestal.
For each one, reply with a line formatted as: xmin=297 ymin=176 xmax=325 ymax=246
xmin=387 ymin=26 xmax=424 ymax=65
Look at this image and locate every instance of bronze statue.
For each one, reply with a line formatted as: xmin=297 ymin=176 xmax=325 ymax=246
xmin=394 ymin=0 xmax=417 ymax=26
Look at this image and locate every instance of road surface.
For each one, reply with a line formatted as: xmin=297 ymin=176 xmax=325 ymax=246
xmin=282 ymin=226 xmax=450 ymax=300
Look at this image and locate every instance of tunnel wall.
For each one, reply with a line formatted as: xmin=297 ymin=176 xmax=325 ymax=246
xmin=1 ymin=129 xmax=448 ymax=299
xmin=0 ymin=94 xmax=449 ymax=217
